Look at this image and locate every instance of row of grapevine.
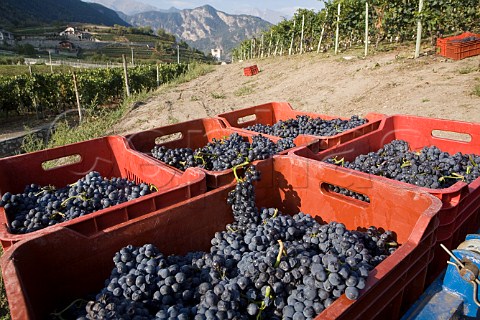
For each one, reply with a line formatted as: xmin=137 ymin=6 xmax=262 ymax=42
xmin=232 ymin=0 xmax=480 ymax=60
xmin=0 ymin=64 xmax=188 ymax=117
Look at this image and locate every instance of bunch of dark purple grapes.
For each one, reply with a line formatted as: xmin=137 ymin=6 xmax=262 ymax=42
xmin=0 ymin=171 xmax=152 ymax=234
xmin=245 ymin=115 xmax=367 ymax=139
xmin=77 ymin=166 xmax=397 ymax=320
xmin=151 ymin=133 xmax=295 ymax=171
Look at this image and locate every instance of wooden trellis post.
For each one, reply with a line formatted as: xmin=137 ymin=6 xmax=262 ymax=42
xmin=335 ymin=3 xmax=341 ymax=55
xmin=261 ymin=34 xmax=264 ymax=58
xmin=300 ymin=14 xmax=305 ymax=54
xmin=415 ymin=0 xmax=424 ymax=58
xmin=72 ymin=72 xmax=82 ymax=123
xmin=122 ymin=54 xmax=130 ymax=97
xmin=365 ymin=2 xmax=369 ymax=56
xmin=268 ymin=31 xmax=273 ymax=56
xmin=289 ymin=19 xmax=296 ymax=55
xmin=317 ymin=8 xmax=329 ymax=53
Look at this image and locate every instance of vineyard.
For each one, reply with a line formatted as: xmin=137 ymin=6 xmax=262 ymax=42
xmin=0 ymin=64 xmax=188 ymax=118
xmin=90 ymin=44 xmax=207 ymax=64
xmin=232 ymin=0 xmax=480 ymax=59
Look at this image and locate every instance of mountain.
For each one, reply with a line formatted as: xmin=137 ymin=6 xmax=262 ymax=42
xmin=126 ymin=5 xmax=272 ymax=56
xmin=85 ymin=0 xmax=160 ymax=15
xmin=234 ymin=8 xmax=289 ymax=24
xmin=0 ymin=0 xmax=128 ymax=28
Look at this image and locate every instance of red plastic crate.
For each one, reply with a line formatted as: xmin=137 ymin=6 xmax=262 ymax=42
xmin=1 ymin=156 xmax=440 ymax=320
xmin=0 ymin=136 xmax=206 ymax=251
xmin=217 ymin=101 xmax=386 ymax=150
xmin=290 ymin=114 xmax=480 ymax=283
xmin=243 ymin=65 xmax=259 ymax=76
xmin=124 ymin=117 xmax=316 ymax=188
xmin=437 ymin=32 xmax=480 ymax=60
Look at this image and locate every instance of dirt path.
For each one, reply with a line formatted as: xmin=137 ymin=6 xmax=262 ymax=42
xmin=113 ymin=46 xmax=480 ymax=136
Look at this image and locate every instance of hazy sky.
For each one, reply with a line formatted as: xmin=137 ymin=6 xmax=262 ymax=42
xmin=143 ymin=0 xmax=325 ymax=17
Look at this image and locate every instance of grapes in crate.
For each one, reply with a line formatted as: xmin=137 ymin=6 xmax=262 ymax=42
xmin=326 ymin=139 xmax=480 ymax=189
xmin=151 ymin=133 xmax=295 ymax=171
xmin=0 ymin=172 xmax=154 ymax=234
xmin=245 ymin=115 xmax=367 ymax=139
xmin=76 ymin=166 xmax=398 ymax=320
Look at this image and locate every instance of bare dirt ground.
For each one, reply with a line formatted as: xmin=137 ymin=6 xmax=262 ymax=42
xmin=113 ymin=45 xmax=480 ymax=136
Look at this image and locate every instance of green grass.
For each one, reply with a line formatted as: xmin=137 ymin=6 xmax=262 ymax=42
xmin=168 ymin=115 xmax=179 ymax=124
xmin=211 ymin=92 xmax=226 ymax=99
xmin=458 ymin=66 xmax=479 ymax=75
xmin=473 ymin=83 xmax=480 ymax=97
xmin=158 ymin=63 xmax=214 ymax=90
xmin=22 ymin=94 xmax=138 ymax=153
xmin=234 ymin=85 xmax=254 ymax=97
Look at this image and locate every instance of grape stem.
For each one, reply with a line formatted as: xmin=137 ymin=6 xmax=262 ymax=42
xmin=60 ymin=194 xmax=88 ymax=207
xmin=469 ymin=155 xmax=478 ymax=167
xmin=34 ymin=185 xmax=57 ymax=196
xmin=256 ymin=286 xmax=272 ymax=320
xmin=232 ymin=160 xmax=251 ymax=183
xmin=332 ymin=156 xmax=345 ymax=166
xmin=274 ymin=239 xmax=285 ymax=268
xmin=272 ymin=208 xmax=279 ymax=218
xmin=387 ymin=241 xmax=398 ymax=248
xmin=50 ymin=211 xmax=66 ymax=220
xmin=50 ymin=298 xmax=88 ymax=320
xmin=149 ymin=184 xmax=159 ymax=192
xmin=439 ymin=172 xmax=465 ymax=182
xmin=193 ymin=155 xmax=207 ymax=166
xmin=401 ymin=159 xmax=411 ymax=168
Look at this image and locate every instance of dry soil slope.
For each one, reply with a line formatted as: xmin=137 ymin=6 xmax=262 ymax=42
xmin=113 ymin=46 xmax=480 ymax=136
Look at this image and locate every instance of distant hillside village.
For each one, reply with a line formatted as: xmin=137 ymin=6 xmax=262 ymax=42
xmin=0 ymin=24 xmax=213 ymax=64
xmin=60 ymin=27 xmax=93 ymax=41
xmin=1 ymin=26 xmax=97 ymax=57
xmin=0 ymin=29 xmax=15 ymax=45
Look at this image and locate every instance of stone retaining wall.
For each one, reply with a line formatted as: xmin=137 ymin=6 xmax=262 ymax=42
xmin=0 ymin=127 xmax=51 ymax=158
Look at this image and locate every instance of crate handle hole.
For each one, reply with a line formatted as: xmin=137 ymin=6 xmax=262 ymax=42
xmin=431 ymin=130 xmax=472 ymax=142
xmin=155 ymin=132 xmax=183 ymax=145
xmin=42 ymin=154 xmax=82 ymax=170
xmin=321 ymin=183 xmax=370 ymax=204
xmin=237 ymin=114 xmax=257 ymax=124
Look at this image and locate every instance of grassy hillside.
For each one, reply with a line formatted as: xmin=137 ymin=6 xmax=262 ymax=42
xmin=0 ymin=24 xmax=213 ymax=64
xmin=83 ymin=26 xmax=213 ymax=63
xmin=0 ymin=0 xmax=128 ymax=28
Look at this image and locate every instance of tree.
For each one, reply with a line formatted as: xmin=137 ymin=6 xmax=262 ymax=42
xmin=17 ymin=44 xmax=36 ymax=56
